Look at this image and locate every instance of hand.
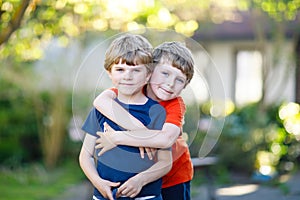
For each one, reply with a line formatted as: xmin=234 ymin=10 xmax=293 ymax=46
xmin=95 ymin=179 xmax=120 ymax=200
xmin=116 ymin=175 xmax=143 ymax=198
xmin=139 ymin=147 xmax=157 ymax=160
xmin=96 ymin=123 xmax=117 ymax=156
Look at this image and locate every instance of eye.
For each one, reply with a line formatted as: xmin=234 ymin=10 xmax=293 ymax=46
xmin=162 ymin=71 xmax=169 ymax=77
xmin=134 ymin=69 xmax=141 ymax=72
xmin=176 ymin=78 xmax=185 ymax=84
xmin=115 ymin=68 xmax=124 ymax=72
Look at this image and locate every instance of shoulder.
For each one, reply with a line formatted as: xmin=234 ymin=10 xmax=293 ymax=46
xmin=160 ymin=97 xmax=186 ymax=111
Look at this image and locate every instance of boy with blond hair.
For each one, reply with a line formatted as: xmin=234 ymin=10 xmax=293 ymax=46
xmin=79 ymin=34 xmax=172 ymax=200
xmin=94 ymin=41 xmax=194 ymax=200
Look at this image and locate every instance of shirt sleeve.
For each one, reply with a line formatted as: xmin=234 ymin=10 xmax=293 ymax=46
xmin=161 ymin=97 xmax=186 ymax=127
xmin=81 ymin=108 xmax=102 ymax=136
xmin=110 ymin=87 xmax=118 ymax=95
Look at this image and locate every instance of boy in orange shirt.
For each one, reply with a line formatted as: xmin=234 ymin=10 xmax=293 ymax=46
xmin=94 ymin=41 xmax=194 ymax=200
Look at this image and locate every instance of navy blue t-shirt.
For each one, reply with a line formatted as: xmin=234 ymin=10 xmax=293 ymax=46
xmin=82 ymin=98 xmax=166 ymax=199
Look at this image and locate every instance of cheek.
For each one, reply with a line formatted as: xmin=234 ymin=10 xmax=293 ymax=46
xmin=174 ymin=85 xmax=184 ymax=94
xmin=150 ymin=75 xmax=163 ymax=85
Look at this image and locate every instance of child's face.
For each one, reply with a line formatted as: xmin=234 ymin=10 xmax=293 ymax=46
xmin=108 ymin=60 xmax=150 ymax=97
xmin=149 ymin=63 xmax=187 ymax=101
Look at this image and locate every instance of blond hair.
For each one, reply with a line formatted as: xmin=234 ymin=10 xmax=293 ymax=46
xmin=104 ymin=34 xmax=153 ymax=73
xmin=153 ymin=41 xmax=194 ymax=84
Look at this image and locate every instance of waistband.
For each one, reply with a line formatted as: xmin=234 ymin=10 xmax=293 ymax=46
xmin=93 ymin=195 xmax=157 ymax=200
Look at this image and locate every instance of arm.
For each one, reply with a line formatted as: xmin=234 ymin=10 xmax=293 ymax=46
xmin=94 ymin=89 xmax=182 ymax=149
xmin=96 ymin=123 xmax=180 ymax=152
xmin=79 ymin=134 xmax=120 ymax=200
xmin=93 ymin=89 xmax=146 ymax=130
xmin=117 ymin=148 xmax=172 ymax=198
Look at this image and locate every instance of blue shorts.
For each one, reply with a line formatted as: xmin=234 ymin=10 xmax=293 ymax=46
xmin=92 ymin=188 xmax=162 ymax=200
xmin=93 ymin=196 xmax=162 ymax=200
xmin=161 ymin=181 xmax=190 ymax=200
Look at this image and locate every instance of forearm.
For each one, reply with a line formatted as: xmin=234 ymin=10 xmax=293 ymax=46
xmin=133 ymin=149 xmax=172 ymax=186
xmin=93 ymin=90 xmax=146 ymax=130
xmin=111 ymin=123 xmax=180 ymax=148
xmin=79 ymin=148 xmax=104 ymax=190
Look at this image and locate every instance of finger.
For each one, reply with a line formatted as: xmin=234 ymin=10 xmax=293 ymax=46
xmin=106 ymin=123 xmax=114 ymax=131
xmin=120 ymin=187 xmax=130 ymax=197
xmin=110 ymin=182 xmax=121 ymax=187
xmin=117 ymin=186 xmax=124 ymax=197
xmin=106 ymin=190 xmax=114 ymax=200
xmin=139 ymin=147 xmax=145 ymax=159
xmin=129 ymin=191 xmax=138 ymax=198
xmin=103 ymin=122 xmax=109 ymax=132
xmin=97 ymin=148 xmax=106 ymax=156
xmin=96 ymin=131 xmax=103 ymax=136
xmin=145 ymin=147 xmax=153 ymax=160
xmin=151 ymin=148 xmax=157 ymax=157
xmin=95 ymin=143 xmax=103 ymax=149
xmin=116 ymin=188 xmax=121 ymax=198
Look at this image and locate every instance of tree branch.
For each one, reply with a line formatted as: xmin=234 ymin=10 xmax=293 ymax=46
xmin=0 ymin=0 xmax=31 ymax=46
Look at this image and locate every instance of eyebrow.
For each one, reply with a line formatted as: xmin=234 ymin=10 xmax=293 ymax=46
xmin=114 ymin=64 xmax=145 ymax=69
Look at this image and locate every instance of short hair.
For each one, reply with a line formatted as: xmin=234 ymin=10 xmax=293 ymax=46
xmin=104 ymin=34 xmax=153 ymax=73
xmin=153 ymin=41 xmax=194 ymax=84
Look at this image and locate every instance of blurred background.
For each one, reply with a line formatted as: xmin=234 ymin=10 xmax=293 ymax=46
xmin=0 ymin=0 xmax=300 ymax=199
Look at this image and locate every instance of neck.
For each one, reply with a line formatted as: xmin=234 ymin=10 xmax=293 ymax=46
xmin=146 ymin=85 xmax=160 ymax=102
xmin=117 ymin=92 xmax=148 ymax=104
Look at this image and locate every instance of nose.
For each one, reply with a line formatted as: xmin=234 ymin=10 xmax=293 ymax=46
xmin=123 ymin=70 xmax=133 ymax=80
xmin=167 ymin=77 xmax=175 ymax=88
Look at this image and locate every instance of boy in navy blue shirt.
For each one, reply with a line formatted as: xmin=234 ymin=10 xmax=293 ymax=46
xmin=79 ymin=34 xmax=172 ymax=200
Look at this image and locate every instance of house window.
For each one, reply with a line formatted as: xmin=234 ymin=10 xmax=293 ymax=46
xmin=235 ymin=50 xmax=263 ymax=106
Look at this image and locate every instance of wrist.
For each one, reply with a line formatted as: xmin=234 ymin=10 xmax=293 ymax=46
xmin=110 ymin=132 xmax=121 ymax=145
xmin=136 ymin=172 xmax=147 ymax=186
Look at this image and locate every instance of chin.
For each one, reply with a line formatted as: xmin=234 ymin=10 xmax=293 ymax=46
xmin=156 ymin=93 xmax=172 ymax=101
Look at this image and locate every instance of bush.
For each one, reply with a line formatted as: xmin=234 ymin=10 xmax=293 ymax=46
xmin=186 ymin=102 xmax=300 ymax=175
xmin=0 ymin=79 xmax=42 ymax=165
xmin=0 ymin=76 xmax=76 ymax=168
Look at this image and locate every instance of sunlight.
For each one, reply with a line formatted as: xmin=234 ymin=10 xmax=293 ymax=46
xmin=174 ymin=20 xmax=198 ymax=37
xmin=279 ymin=102 xmax=300 ymax=120
xmin=93 ymin=19 xmax=108 ymax=31
xmin=279 ymin=102 xmax=300 ymax=138
xmin=216 ymin=184 xmax=258 ymax=196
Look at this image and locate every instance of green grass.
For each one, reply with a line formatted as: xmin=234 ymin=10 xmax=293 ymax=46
xmin=0 ymin=159 xmax=86 ymax=200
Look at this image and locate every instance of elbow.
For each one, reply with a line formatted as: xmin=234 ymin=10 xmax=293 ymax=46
xmin=92 ymin=97 xmax=99 ymax=108
xmin=158 ymin=134 xmax=176 ymax=149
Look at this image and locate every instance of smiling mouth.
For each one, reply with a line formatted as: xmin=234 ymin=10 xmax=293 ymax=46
xmin=160 ymin=87 xmax=173 ymax=94
xmin=120 ymin=83 xmax=134 ymax=86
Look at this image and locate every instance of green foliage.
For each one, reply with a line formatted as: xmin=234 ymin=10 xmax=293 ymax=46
xmin=0 ymin=76 xmax=41 ymax=164
xmin=4 ymin=0 xmax=299 ymax=63
xmin=0 ymin=66 xmax=76 ymax=168
xmin=0 ymin=159 xmax=86 ymax=200
xmin=186 ymin=102 xmax=300 ymax=175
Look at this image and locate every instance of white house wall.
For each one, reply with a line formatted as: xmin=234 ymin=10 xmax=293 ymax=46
xmin=200 ymin=40 xmax=295 ymax=106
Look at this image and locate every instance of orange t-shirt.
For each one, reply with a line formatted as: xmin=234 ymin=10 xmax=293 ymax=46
xmin=108 ymin=88 xmax=193 ymax=188
xmin=159 ymin=97 xmax=193 ymax=188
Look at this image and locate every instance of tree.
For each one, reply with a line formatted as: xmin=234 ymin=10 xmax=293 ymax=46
xmin=1 ymin=0 xmax=299 ymax=168
xmin=1 ymin=0 xmax=299 ymax=62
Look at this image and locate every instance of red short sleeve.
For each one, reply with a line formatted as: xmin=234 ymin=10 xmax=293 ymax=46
xmin=159 ymin=97 xmax=186 ymax=127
